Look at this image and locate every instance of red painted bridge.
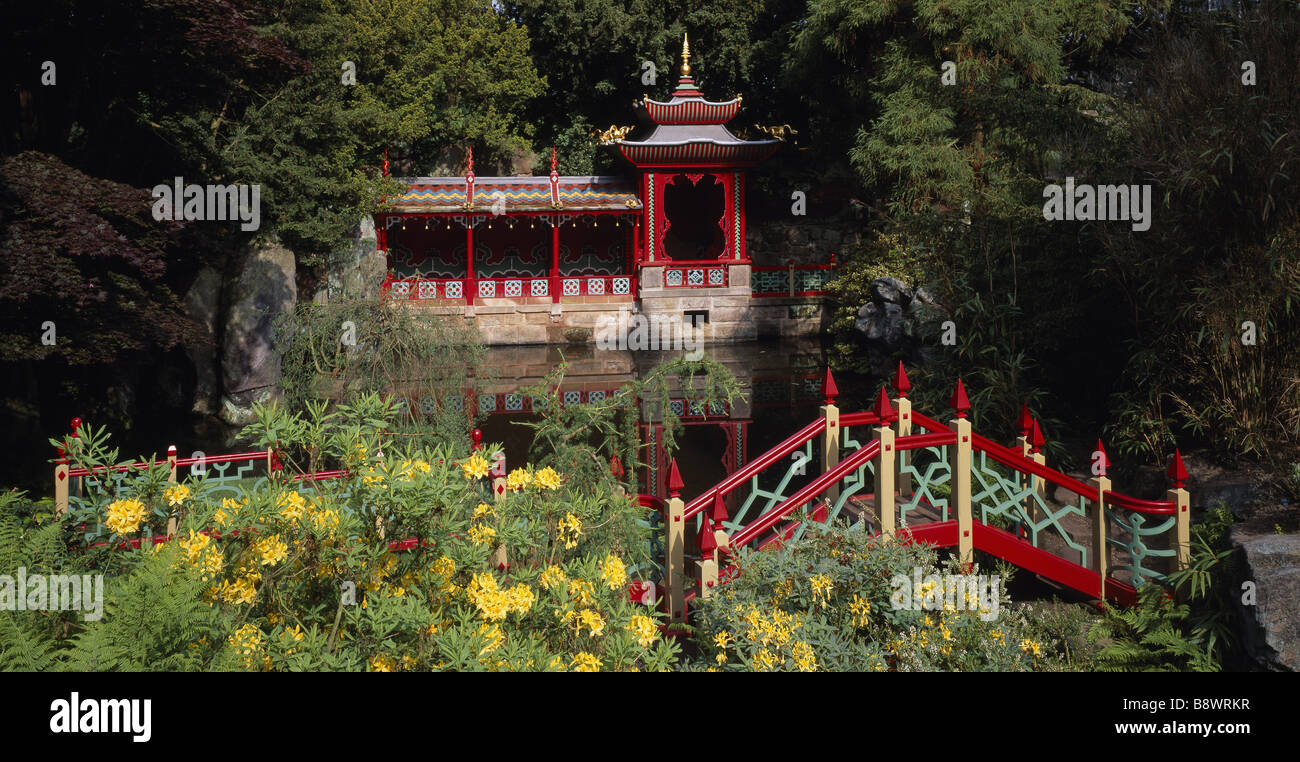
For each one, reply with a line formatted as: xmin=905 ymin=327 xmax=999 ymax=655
xmin=646 ymin=363 xmax=1192 ymax=623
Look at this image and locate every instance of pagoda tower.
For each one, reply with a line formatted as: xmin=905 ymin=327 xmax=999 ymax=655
xmin=611 ymin=34 xmax=780 ymax=341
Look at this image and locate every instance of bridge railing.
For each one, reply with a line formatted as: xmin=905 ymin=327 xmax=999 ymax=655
xmin=662 ymin=364 xmax=1192 ymax=620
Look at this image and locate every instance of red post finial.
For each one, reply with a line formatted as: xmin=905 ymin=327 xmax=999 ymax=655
xmin=667 ymin=458 xmax=684 ymax=498
xmin=1167 ymin=449 xmax=1188 ymax=489
xmin=872 ymin=386 xmax=896 ymax=423
xmin=1017 ymin=405 xmax=1033 ymax=436
xmin=950 ymin=378 xmax=970 ymax=418
xmin=70 ymin=417 xmax=83 ymax=437
xmin=610 ymin=453 xmax=625 ymax=478
xmin=1094 ymin=438 xmax=1109 ymax=477
xmin=829 ymin=251 xmax=837 ymax=266
xmin=711 ymin=489 xmax=729 ymax=524
xmin=821 ymin=368 xmax=838 ymax=405
xmin=698 ymin=516 xmax=717 ymax=554
xmin=471 ymin=428 xmax=483 ymax=451
xmin=1029 ymin=418 xmax=1045 ymax=454
xmin=893 ymin=362 xmax=910 ymax=398
xmin=167 ymin=445 xmax=177 ymax=457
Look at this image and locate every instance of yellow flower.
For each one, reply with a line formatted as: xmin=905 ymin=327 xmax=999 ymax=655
xmin=505 ymin=468 xmax=531 ymax=491
xmin=557 ymin=512 xmax=583 ymax=549
xmin=570 ymin=652 xmax=601 ymax=672
xmin=476 ymin=623 xmax=505 ymax=655
xmin=991 ymin=629 xmax=1006 ymax=645
xmin=219 ymin=576 xmax=258 ymax=605
xmin=713 ymin=631 xmax=734 ymax=650
xmin=752 ymin=648 xmax=777 ymax=672
xmin=228 ymin=624 xmax=264 ymax=669
xmin=600 ymin=555 xmax=627 ymax=590
xmin=163 ymin=484 xmax=191 ymax=507
xmin=505 ymin=584 xmax=535 ymax=614
xmin=461 ymin=453 xmax=490 ymax=480
xmin=432 ymin=556 xmax=456 ymax=580
xmin=104 ymin=498 xmax=148 ymax=535
xmin=850 ymin=594 xmax=872 ymax=628
xmin=539 ymin=565 xmax=567 ymax=591
xmin=573 ymin=608 xmax=606 ymax=637
xmin=277 ymin=491 xmax=307 ymax=523
xmin=627 ymin=615 xmax=658 ymax=648
xmin=791 ymin=641 xmax=817 ymax=672
xmin=255 ymin=534 xmax=288 ymax=566
xmin=547 ymin=655 xmax=568 ymax=672
xmin=213 ymin=508 xmax=229 ymax=526
xmin=473 ymin=502 xmax=494 ymax=519
xmin=468 ymin=524 xmax=497 ymax=547
xmin=369 ymin=654 xmax=397 ymax=672
xmin=534 ymin=466 xmax=562 ymax=490
xmin=1020 ymin=638 xmax=1042 ymax=657
xmin=567 ymin=578 xmax=595 ymax=607
xmin=810 ymin=574 xmax=832 ymax=606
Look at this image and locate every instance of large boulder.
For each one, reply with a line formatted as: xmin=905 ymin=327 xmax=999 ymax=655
xmin=313 ymin=215 xmax=387 ymax=303
xmin=184 ymin=266 xmax=222 ymax=415
xmin=220 ymin=239 xmax=297 ymax=424
xmin=853 ymin=277 xmax=950 ymax=374
xmin=1231 ymin=530 xmax=1300 ymax=671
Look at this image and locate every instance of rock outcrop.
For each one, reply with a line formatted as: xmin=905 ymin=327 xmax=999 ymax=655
xmin=852 ymin=277 xmax=949 ymax=375
xmin=220 ymin=238 xmax=297 ymax=425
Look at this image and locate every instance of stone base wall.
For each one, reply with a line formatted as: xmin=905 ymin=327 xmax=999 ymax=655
xmin=406 ymin=263 xmax=830 ymax=346
xmin=751 ymin=296 xmax=832 ymax=338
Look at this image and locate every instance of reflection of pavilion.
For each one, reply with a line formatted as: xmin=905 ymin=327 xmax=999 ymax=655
xmin=375 ymin=37 xmax=832 ymax=345
xmin=394 ymin=339 xmax=826 ymax=501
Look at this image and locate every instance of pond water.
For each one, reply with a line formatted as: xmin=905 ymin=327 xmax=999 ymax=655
xmin=471 ymin=337 xmax=860 ymax=504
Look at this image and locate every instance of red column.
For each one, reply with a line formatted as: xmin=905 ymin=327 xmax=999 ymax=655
xmin=550 ymin=216 xmax=560 ymax=303
xmin=466 ymin=221 xmax=475 ymax=305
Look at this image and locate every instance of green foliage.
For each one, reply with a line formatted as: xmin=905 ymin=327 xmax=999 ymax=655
xmin=274 ymin=293 xmax=489 ymax=450
xmin=1088 ymin=506 xmax=1238 ymax=672
xmin=687 ymin=523 xmax=1102 ymax=671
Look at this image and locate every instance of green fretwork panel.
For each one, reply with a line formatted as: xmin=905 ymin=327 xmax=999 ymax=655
xmin=899 ymin=446 xmax=951 ymax=525
xmin=784 ymin=443 xmax=876 ymax=543
xmin=709 ymin=439 xmax=815 ymax=541
xmin=1105 ymin=508 xmax=1176 ymax=587
xmin=969 ymin=452 xmax=1090 ymax=567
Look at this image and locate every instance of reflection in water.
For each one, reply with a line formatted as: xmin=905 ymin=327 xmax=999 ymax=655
xmin=472 ymin=337 xmax=832 ymax=503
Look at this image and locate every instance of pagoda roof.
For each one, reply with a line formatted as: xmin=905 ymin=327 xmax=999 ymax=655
xmin=387 ymin=175 xmax=641 ymax=214
xmin=614 ymin=34 xmax=779 ymax=167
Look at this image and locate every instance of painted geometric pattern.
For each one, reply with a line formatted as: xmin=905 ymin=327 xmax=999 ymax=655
xmin=644 ymin=98 xmax=742 ymax=125
xmin=530 ymin=279 xmax=549 ymax=297
xmin=618 ymin=142 xmax=778 ymax=166
xmin=753 ymin=270 xmax=787 ymax=293
xmin=1106 ymin=508 xmax=1177 ymax=587
xmin=664 ymin=267 xmax=726 ymax=287
xmin=395 ymin=179 xmax=640 ymax=211
xmin=477 ymin=280 xmax=496 ymax=298
xmin=612 ymin=277 xmax=631 ymax=295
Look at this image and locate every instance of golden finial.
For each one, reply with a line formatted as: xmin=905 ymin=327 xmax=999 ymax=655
xmin=680 ymin=33 xmax=691 ymax=76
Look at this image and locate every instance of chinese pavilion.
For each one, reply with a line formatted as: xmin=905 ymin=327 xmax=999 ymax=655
xmin=377 ymin=36 xmax=809 ymax=345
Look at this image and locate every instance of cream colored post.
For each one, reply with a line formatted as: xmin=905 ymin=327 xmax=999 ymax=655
xmin=696 ymin=552 xmax=718 ymax=601
xmin=1171 ymin=486 xmax=1191 ymax=572
xmin=895 ymin=395 xmax=912 ymax=499
xmin=822 ymin=401 xmax=840 ymax=507
xmin=166 ymin=445 xmax=178 ymax=536
xmin=54 ymin=449 xmax=69 ymax=519
xmin=875 ymin=425 xmax=896 ymax=538
xmin=1090 ymin=475 xmax=1111 ymax=599
xmin=951 ymin=418 xmax=973 ymax=565
xmin=665 ymin=495 xmax=685 ymax=623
